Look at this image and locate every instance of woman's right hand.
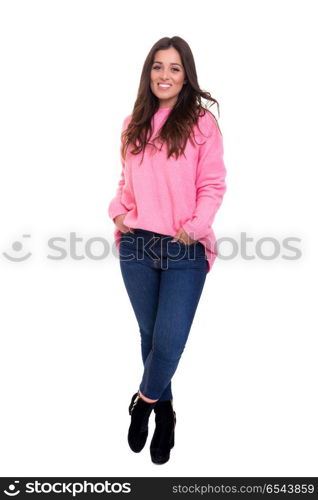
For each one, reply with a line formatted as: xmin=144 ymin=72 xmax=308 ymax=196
xmin=114 ymin=213 xmax=135 ymax=233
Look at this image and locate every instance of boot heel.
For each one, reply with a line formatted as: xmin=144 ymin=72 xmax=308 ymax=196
xmin=170 ymin=411 xmax=176 ymax=448
xmin=170 ymin=433 xmax=174 ymax=449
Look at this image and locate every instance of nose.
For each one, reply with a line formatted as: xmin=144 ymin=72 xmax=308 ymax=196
xmin=161 ymin=69 xmax=170 ymax=80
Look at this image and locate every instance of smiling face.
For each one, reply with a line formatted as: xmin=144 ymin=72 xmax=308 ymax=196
xmin=150 ymin=47 xmax=187 ymax=108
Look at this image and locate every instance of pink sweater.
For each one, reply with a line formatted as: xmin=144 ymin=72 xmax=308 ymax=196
xmin=108 ymin=106 xmax=227 ymax=273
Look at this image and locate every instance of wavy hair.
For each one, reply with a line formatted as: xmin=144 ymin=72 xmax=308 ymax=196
xmin=121 ymin=36 xmax=221 ymax=163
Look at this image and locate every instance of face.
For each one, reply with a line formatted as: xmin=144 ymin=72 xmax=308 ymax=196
xmin=150 ymin=47 xmax=187 ymax=108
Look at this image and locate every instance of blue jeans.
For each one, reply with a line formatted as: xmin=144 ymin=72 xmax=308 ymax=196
xmin=119 ymin=228 xmax=208 ymax=401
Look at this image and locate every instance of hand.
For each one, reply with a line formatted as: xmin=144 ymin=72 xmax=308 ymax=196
xmin=171 ymin=227 xmax=196 ymax=245
xmin=113 ymin=214 xmax=135 ymax=233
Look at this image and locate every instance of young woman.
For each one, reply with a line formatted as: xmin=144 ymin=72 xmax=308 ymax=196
xmin=108 ymin=36 xmax=227 ymax=464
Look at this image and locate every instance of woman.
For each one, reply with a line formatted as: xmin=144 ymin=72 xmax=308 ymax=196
xmin=108 ymin=36 xmax=227 ymax=464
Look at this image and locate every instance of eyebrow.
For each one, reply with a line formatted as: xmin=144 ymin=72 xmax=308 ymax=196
xmin=153 ymin=61 xmax=183 ymax=67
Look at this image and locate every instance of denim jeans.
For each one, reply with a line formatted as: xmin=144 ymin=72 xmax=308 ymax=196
xmin=119 ymin=228 xmax=208 ymax=401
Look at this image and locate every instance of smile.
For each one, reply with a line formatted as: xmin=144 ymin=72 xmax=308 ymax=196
xmin=158 ymin=83 xmax=172 ymax=90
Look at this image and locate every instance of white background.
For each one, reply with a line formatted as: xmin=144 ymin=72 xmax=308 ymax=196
xmin=0 ymin=0 xmax=317 ymax=477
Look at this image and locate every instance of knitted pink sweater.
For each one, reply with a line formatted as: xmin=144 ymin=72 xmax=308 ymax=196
xmin=108 ymin=106 xmax=227 ymax=273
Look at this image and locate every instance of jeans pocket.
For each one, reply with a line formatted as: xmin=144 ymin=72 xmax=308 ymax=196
xmin=120 ymin=231 xmax=136 ymax=244
xmin=193 ymin=242 xmax=207 ymax=260
xmin=119 ymin=232 xmax=137 ymax=259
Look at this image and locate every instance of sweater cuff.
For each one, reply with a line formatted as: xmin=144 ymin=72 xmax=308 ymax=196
xmin=108 ymin=199 xmax=129 ymax=222
xmin=182 ymin=218 xmax=209 ymax=241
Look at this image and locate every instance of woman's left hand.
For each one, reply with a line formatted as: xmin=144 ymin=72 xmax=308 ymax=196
xmin=171 ymin=227 xmax=197 ymax=245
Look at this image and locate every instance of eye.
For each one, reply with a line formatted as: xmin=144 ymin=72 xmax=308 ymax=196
xmin=152 ymin=65 xmax=181 ymax=72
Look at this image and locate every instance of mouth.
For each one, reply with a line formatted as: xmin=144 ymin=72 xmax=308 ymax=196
xmin=158 ymin=83 xmax=172 ymax=91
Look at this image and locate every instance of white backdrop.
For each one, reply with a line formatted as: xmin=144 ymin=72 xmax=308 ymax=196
xmin=0 ymin=0 xmax=317 ymax=477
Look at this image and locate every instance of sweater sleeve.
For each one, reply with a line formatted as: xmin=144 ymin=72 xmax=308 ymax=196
xmin=107 ymin=116 xmax=131 ymax=222
xmin=182 ymin=113 xmax=227 ymax=240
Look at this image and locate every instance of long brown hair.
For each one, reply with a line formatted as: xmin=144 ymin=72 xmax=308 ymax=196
xmin=121 ymin=36 xmax=221 ymax=163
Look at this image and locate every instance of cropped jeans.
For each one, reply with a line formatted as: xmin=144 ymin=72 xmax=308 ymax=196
xmin=119 ymin=228 xmax=208 ymax=402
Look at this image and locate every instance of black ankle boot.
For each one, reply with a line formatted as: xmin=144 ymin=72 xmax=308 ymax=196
xmin=150 ymin=398 xmax=176 ymax=464
xmin=128 ymin=392 xmax=157 ymax=453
